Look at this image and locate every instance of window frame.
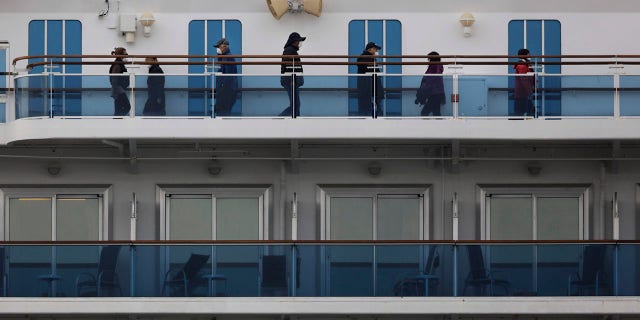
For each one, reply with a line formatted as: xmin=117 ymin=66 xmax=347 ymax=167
xmin=158 ymin=185 xmax=271 ymax=240
xmin=480 ymin=186 xmax=590 ymax=240
xmin=317 ymin=185 xmax=430 ymax=240
xmin=0 ymin=186 xmax=111 ymax=241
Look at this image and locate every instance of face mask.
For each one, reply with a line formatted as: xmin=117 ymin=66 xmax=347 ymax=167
xmin=297 ymin=43 xmax=302 ymax=49
xmin=122 ymin=58 xmax=130 ymax=63
xmin=216 ymin=48 xmax=222 ymax=55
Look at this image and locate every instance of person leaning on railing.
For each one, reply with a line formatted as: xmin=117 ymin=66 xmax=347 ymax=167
xmin=109 ymin=47 xmax=131 ymax=116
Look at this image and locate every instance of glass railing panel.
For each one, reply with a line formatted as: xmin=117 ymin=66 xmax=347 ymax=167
xmin=326 ymin=245 xmax=374 ymax=296
xmin=296 ymin=75 xmax=350 ymax=117
xmin=536 ymin=244 xmax=582 ymax=296
xmin=3 ymin=245 xmax=130 ymax=297
xmin=214 ymin=75 xmax=296 ymax=117
xmin=617 ymin=244 xmax=639 ymax=295
xmin=538 ymin=75 xmax=614 ymax=117
xmin=134 ymin=74 xmax=210 ymax=117
xmin=380 ymin=75 xmax=454 ymax=117
xmin=456 ymin=244 xmax=533 ymax=296
xmin=620 ymin=75 xmax=640 ymax=116
xmin=15 ymin=75 xmax=49 ymax=119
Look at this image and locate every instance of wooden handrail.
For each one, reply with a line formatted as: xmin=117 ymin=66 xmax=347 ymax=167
xmin=12 ymin=54 xmax=640 ymax=70
xmin=0 ymin=239 xmax=637 ymax=245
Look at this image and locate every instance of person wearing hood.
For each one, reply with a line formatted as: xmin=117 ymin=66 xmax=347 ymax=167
xmin=143 ymin=57 xmax=166 ymax=116
xmin=109 ymin=47 xmax=131 ymax=116
xmin=513 ymin=48 xmax=535 ymax=117
xmin=279 ymin=32 xmax=306 ymax=117
xmin=415 ymin=51 xmax=445 ymax=117
xmin=356 ymin=42 xmax=384 ymax=117
xmin=213 ymin=38 xmax=238 ymax=117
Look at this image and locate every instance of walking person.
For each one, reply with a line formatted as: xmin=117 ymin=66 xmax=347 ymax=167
xmin=143 ymin=57 xmax=166 ymax=116
xmin=109 ymin=47 xmax=131 ymax=116
xmin=279 ymin=32 xmax=306 ymax=117
xmin=415 ymin=51 xmax=445 ymax=116
xmin=213 ymin=38 xmax=238 ymax=117
xmin=356 ymin=42 xmax=384 ymax=117
xmin=513 ymin=48 xmax=535 ymax=117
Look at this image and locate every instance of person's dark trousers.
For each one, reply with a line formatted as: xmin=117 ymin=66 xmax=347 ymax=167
xmin=114 ymin=93 xmax=131 ymax=116
xmin=421 ymin=94 xmax=443 ymax=116
xmin=514 ymin=98 xmax=533 ymax=117
xmin=357 ymin=76 xmax=375 ymax=117
xmin=214 ymin=86 xmax=236 ymax=117
xmin=279 ymin=76 xmax=300 ymax=117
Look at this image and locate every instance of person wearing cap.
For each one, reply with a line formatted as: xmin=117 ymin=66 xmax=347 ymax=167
xmin=143 ymin=57 xmax=166 ymax=116
xmin=109 ymin=47 xmax=131 ymax=116
xmin=415 ymin=51 xmax=445 ymax=117
xmin=279 ymin=32 xmax=306 ymax=117
xmin=356 ymin=42 xmax=384 ymax=117
xmin=213 ymin=38 xmax=238 ymax=117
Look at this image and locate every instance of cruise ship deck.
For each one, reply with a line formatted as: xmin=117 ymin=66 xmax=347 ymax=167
xmin=1 ymin=0 xmax=640 ymax=319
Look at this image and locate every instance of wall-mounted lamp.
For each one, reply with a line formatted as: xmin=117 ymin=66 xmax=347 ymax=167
xmin=139 ymin=12 xmax=155 ymax=37
xmin=367 ymin=161 xmax=382 ymax=177
xmin=459 ymin=12 xmax=475 ymax=37
xmin=46 ymin=161 xmax=62 ymax=176
xmin=207 ymin=160 xmax=223 ymax=176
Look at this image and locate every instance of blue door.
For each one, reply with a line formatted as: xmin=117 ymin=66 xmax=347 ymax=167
xmin=348 ymin=20 xmax=402 ymax=116
xmin=188 ymin=20 xmax=242 ymax=116
xmin=508 ymin=20 xmax=561 ymax=116
xmin=28 ymin=20 xmax=82 ymax=117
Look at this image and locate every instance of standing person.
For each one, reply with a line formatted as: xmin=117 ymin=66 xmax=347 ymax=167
xmin=356 ymin=42 xmax=384 ymax=117
xmin=415 ymin=51 xmax=445 ymax=117
xmin=213 ymin=38 xmax=238 ymax=117
xmin=279 ymin=32 xmax=306 ymax=117
xmin=513 ymin=48 xmax=535 ymax=117
xmin=109 ymin=47 xmax=131 ymax=116
xmin=143 ymin=57 xmax=166 ymax=116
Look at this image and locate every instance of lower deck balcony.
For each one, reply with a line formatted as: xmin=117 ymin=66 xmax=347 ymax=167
xmin=0 ymin=242 xmax=639 ymax=316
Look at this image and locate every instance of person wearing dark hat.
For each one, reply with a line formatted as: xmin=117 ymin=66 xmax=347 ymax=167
xmin=109 ymin=47 xmax=131 ymax=116
xmin=279 ymin=32 xmax=306 ymax=117
xmin=213 ymin=38 xmax=238 ymax=117
xmin=415 ymin=51 xmax=445 ymax=117
xmin=356 ymin=42 xmax=384 ymax=117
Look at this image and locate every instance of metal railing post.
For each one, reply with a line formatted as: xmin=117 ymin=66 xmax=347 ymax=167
xmin=129 ymin=72 xmax=135 ymax=118
xmin=453 ymin=243 xmax=458 ymax=296
xmin=129 ymin=244 xmax=136 ymax=297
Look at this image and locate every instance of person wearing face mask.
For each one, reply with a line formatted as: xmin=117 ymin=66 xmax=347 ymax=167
xmin=143 ymin=57 xmax=166 ymax=116
xmin=213 ymin=38 xmax=238 ymax=117
xmin=279 ymin=32 xmax=306 ymax=117
xmin=415 ymin=51 xmax=446 ymax=117
xmin=109 ymin=47 xmax=131 ymax=116
xmin=356 ymin=42 xmax=384 ymax=117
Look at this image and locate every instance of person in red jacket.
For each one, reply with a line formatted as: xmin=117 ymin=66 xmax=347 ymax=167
xmin=513 ymin=48 xmax=535 ymax=117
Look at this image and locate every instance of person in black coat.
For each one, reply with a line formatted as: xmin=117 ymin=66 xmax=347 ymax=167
xmin=213 ymin=38 xmax=238 ymax=117
xmin=357 ymin=42 xmax=384 ymax=117
xmin=279 ymin=32 xmax=306 ymax=117
xmin=143 ymin=57 xmax=166 ymax=116
xmin=109 ymin=47 xmax=131 ymax=116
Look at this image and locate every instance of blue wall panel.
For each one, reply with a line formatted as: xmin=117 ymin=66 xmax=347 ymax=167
xmin=385 ymin=20 xmax=402 ymax=116
xmin=47 ymin=20 xmax=63 ymax=116
xmin=188 ymin=20 xmax=206 ymax=116
xmin=224 ymin=20 xmax=242 ymax=115
xmin=543 ymin=20 xmax=562 ymax=116
xmin=28 ymin=20 xmax=45 ymax=117
xmin=348 ymin=20 xmax=365 ymax=115
xmin=65 ymin=20 xmax=82 ymax=116
xmin=507 ymin=20 xmax=524 ymax=116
